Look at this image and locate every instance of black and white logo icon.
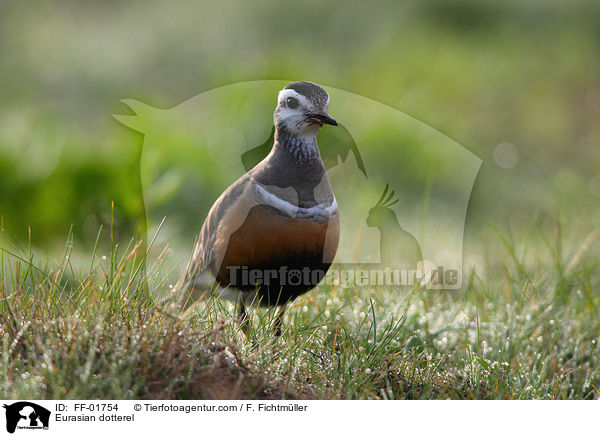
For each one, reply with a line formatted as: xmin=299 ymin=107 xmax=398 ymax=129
xmin=3 ymin=402 xmax=50 ymax=434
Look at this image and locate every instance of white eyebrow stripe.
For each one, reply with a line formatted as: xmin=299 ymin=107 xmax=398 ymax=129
xmin=278 ymin=89 xmax=310 ymax=107
xmin=255 ymin=183 xmax=338 ymax=219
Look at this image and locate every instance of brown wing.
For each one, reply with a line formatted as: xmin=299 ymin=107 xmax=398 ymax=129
xmin=180 ymin=173 xmax=252 ymax=292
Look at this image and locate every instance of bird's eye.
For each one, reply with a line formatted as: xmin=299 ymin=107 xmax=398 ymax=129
xmin=286 ymin=97 xmax=299 ymax=109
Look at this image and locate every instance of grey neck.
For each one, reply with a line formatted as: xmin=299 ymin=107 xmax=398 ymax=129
xmin=249 ymin=125 xmax=331 ymax=207
xmin=273 ymin=125 xmax=320 ymax=162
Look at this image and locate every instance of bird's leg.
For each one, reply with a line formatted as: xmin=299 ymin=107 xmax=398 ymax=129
xmin=237 ymin=299 xmax=250 ymax=336
xmin=273 ymin=304 xmax=287 ymax=337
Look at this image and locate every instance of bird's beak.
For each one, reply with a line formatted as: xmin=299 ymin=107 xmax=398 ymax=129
xmin=308 ymin=113 xmax=338 ymax=126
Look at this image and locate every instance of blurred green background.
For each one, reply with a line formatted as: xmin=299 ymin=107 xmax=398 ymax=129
xmin=1 ymin=0 xmax=599 ymax=257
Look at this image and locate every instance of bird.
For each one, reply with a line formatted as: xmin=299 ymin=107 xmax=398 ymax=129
xmin=366 ymin=184 xmax=422 ymax=271
xmin=178 ymin=81 xmax=340 ymax=334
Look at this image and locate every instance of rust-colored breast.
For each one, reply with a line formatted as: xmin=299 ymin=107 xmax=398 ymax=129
xmin=214 ymin=204 xmax=339 ymax=303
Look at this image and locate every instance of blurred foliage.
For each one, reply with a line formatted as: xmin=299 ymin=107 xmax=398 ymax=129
xmin=0 ymin=0 xmax=599 ymax=252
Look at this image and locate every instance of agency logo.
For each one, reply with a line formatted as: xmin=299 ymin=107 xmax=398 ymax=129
xmin=2 ymin=402 xmax=50 ymax=434
xmin=114 ymin=80 xmax=481 ymax=312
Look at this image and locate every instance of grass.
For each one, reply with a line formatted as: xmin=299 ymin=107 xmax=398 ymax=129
xmin=0 ymin=218 xmax=599 ymax=400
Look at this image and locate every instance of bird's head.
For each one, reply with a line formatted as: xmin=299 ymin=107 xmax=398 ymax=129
xmin=366 ymin=184 xmax=399 ymax=227
xmin=274 ymin=81 xmax=337 ymax=137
